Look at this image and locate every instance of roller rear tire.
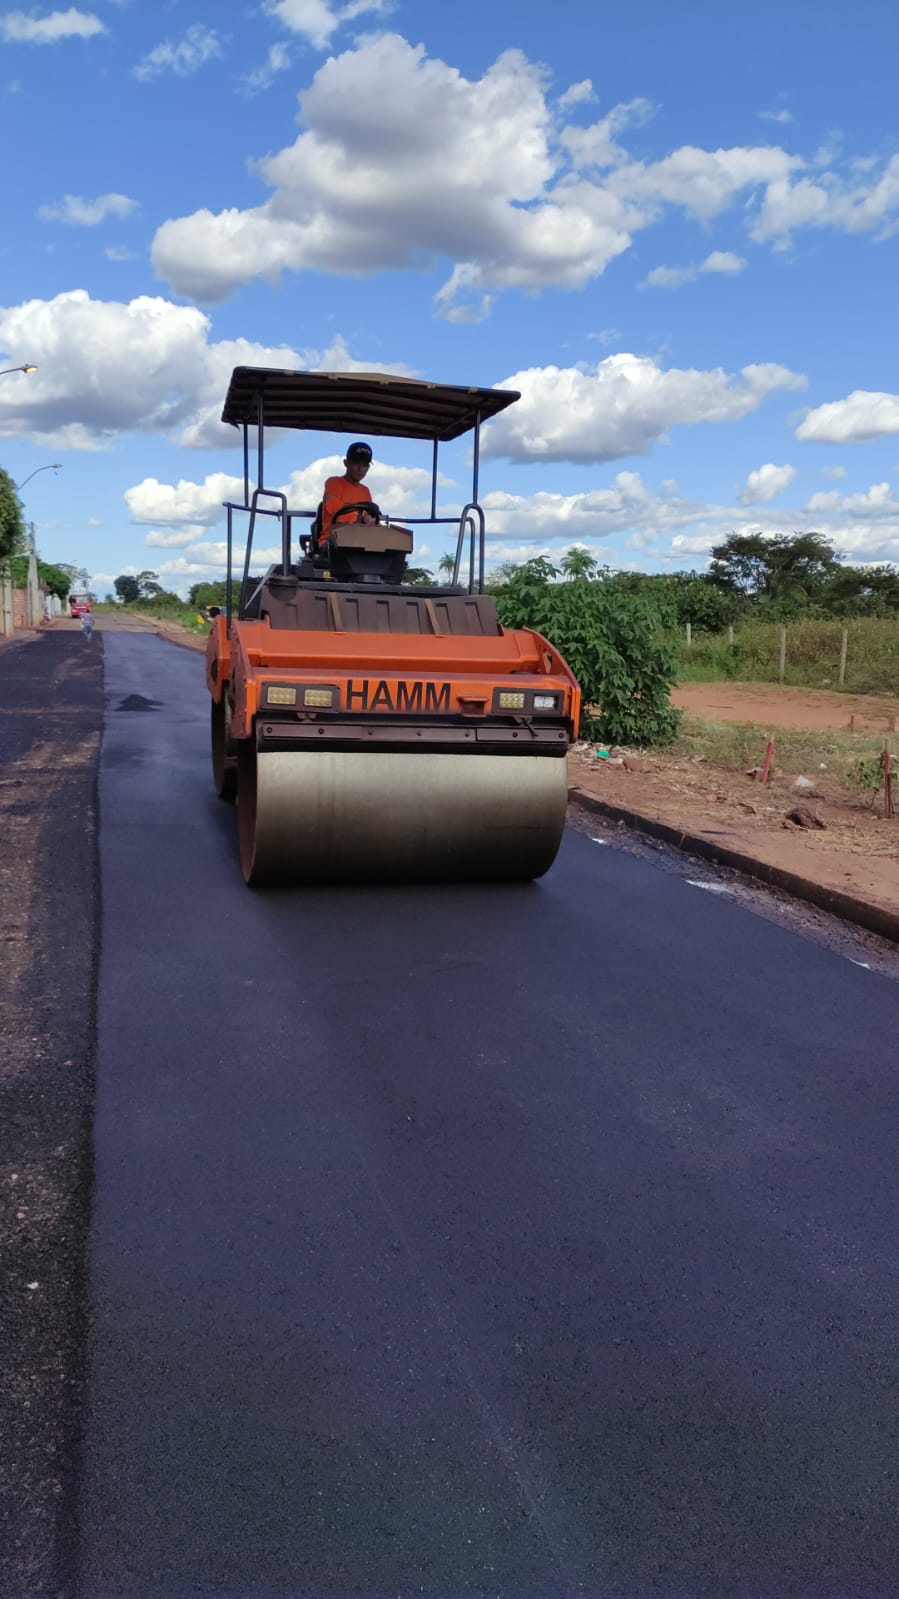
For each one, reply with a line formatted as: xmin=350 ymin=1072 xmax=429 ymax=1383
xmin=211 ymin=696 xmax=237 ymax=802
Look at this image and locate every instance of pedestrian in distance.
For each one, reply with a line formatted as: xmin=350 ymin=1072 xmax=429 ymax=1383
xmin=81 ymin=609 xmax=93 ymax=643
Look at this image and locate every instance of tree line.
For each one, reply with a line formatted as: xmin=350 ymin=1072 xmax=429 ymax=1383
xmin=594 ymin=532 xmax=899 ymax=630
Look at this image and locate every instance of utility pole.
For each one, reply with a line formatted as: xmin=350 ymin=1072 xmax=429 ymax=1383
xmin=26 ymin=522 xmax=43 ymax=627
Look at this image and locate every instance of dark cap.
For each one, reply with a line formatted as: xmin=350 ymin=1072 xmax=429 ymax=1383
xmin=346 ymin=441 xmax=372 ymax=462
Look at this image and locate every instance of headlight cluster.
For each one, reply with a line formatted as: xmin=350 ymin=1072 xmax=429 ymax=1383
xmin=265 ymin=684 xmax=335 ymax=708
xmin=493 ymin=688 xmax=562 ymax=714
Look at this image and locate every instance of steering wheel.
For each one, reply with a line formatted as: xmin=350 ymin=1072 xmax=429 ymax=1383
xmin=332 ymin=501 xmax=381 ymax=526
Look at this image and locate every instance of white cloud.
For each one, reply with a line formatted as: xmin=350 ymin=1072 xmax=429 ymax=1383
xmin=737 ymin=462 xmax=796 ymax=505
xmin=559 ymin=97 xmax=654 ymax=170
xmin=126 ymin=474 xmax=246 ymax=527
xmin=126 ymin=458 xmax=441 ymax=532
xmin=821 ymin=464 xmax=847 ymax=479
xmin=38 ymin=192 xmax=137 ymax=225
xmin=482 ymin=355 xmax=806 ymax=464
xmin=758 ymin=108 xmax=793 ymax=124
xmin=558 ymin=79 xmax=594 ymax=111
xmin=432 ymin=291 xmax=494 ymax=325
xmin=147 ymin=35 xmax=899 ymax=312
xmin=701 ymin=250 xmax=746 ymax=274
xmin=264 ymin=0 xmax=391 ymax=49
xmin=105 ymin=244 xmax=138 ymax=262
xmin=752 ymin=155 xmax=899 ymax=243
xmin=87 ymin=517 xmax=102 ymax=525
xmin=0 ymin=288 xmax=407 ymax=449
xmin=1 ymin=8 xmax=105 ymax=42
xmin=133 ymin=24 xmax=222 ymax=81
xmin=796 ymin=389 xmax=899 ymax=444
xmin=480 ymin=472 xmax=708 ymax=543
xmin=642 ymin=264 xmax=695 ymax=289
xmin=144 ymin=526 xmax=212 ymax=548
xmin=806 ymin=481 xmax=898 ymax=515
xmin=241 ymin=41 xmax=290 ymax=95
xmin=118 ymin=462 xmax=899 ymax=594
xmin=609 ymin=143 xmax=799 ymax=220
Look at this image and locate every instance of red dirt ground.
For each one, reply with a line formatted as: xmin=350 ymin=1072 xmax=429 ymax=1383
xmin=671 ymin=681 xmax=899 ymax=732
xmin=590 ymin=682 xmax=899 ymax=923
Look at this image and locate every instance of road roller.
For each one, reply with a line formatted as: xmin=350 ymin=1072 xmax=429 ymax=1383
xmin=206 ymin=366 xmax=581 ymax=884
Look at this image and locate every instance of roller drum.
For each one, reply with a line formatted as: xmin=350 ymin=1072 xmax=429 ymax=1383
xmin=238 ymin=747 xmax=567 ymax=884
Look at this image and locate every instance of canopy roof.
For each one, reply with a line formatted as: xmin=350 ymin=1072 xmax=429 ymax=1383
xmin=221 ymin=367 xmax=520 ymax=442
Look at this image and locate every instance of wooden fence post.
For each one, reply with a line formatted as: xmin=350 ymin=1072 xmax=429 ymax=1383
xmin=685 ymin=622 xmax=692 ymax=649
xmin=779 ymin=625 xmax=786 ymax=684
xmin=727 ymin=624 xmax=734 ymax=645
xmin=839 ymin=628 xmax=848 ymax=689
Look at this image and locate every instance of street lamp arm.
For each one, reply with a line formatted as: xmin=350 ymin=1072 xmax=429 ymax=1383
xmin=0 ymin=364 xmax=37 ymax=377
xmin=14 ymin=464 xmax=62 ymax=491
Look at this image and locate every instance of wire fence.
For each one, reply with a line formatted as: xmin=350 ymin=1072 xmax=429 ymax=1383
xmin=676 ymin=618 xmax=899 ymax=695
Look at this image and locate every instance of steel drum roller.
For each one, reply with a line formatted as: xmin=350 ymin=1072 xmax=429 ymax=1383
xmin=238 ymin=748 xmax=567 ymax=884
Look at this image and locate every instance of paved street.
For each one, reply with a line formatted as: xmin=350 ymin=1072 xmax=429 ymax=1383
xmin=74 ymin=633 xmax=898 ymax=1599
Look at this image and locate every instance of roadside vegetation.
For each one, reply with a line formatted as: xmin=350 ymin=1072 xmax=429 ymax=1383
xmin=674 ymin=618 xmax=899 ymax=694
xmin=672 ymin=713 xmax=890 ymax=799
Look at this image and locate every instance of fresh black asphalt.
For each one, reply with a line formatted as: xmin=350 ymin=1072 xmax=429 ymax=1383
xmin=78 ymin=632 xmax=898 ymax=1599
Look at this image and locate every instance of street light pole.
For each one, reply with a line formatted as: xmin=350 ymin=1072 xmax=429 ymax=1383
xmin=0 ymin=364 xmax=37 ymax=377
xmin=12 ymin=463 xmax=61 ymax=628
xmin=14 ymin=464 xmax=62 ymax=492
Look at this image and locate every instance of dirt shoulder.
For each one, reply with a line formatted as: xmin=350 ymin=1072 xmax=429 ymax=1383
xmin=566 ymin=681 xmax=895 ymax=933
xmin=0 ymin=632 xmax=103 ymax=1599
xmin=672 ymin=680 xmax=899 ymax=732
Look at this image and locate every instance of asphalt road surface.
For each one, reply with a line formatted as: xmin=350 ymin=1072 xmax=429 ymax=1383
xmin=76 ymin=632 xmax=897 ymax=1599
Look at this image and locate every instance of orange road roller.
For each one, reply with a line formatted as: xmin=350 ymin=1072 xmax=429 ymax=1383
xmin=206 ymin=366 xmax=581 ymax=883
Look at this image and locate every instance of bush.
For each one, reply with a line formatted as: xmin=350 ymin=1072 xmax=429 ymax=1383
xmin=494 ymin=559 xmax=681 ymax=747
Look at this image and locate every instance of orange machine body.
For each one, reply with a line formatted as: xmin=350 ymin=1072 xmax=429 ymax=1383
xmin=207 ymin=614 xmax=580 ymax=745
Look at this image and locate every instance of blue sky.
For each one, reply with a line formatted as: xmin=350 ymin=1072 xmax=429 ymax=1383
xmin=2 ymin=0 xmax=899 ymax=596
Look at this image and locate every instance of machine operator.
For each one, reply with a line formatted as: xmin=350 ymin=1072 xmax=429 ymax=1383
xmin=317 ymin=441 xmax=377 ymax=547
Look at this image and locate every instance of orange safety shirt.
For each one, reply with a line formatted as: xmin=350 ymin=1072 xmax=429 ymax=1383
xmin=319 ymin=476 xmax=372 ymax=544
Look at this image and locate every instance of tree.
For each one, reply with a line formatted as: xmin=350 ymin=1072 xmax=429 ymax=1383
xmin=559 ymin=546 xmax=599 ymax=580
xmin=494 ymin=558 xmax=681 ymax=746
xmin=818 ymin=563 xmax=899 ymax=617
xmin=188 ymin=580 xmax=228 ymax=610
xmin=114 ymin=574 xmax=140 ymax=603
xmin=114 ymin=570 xmax=164 ymax=603
xmin=708 ymin=531 xmax=839 ymax=615
xmin=438 ymin=553 xmax=456 ymax=579
xmin=403 ymin=566 xmax=435 ymax=585
xmin=10 ymin=556 xmax=70 ymax=600
xmin=0 ymin=469 xmax=25 ymax=565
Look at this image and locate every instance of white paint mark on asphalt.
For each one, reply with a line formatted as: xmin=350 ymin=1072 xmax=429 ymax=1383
xmin=591 ymin=837 xmax=609 ymax=846
xmin=849 ymin=959 xmax=871 ymax=969
xmin=686 ymin=880 xmax=732 ymax=894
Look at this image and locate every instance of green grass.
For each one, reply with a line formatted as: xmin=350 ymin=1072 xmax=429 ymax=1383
xmin=671 ymin=712 xmax=888 ymax=791
xmin=674 ymin=618 xmax=899 ymax=695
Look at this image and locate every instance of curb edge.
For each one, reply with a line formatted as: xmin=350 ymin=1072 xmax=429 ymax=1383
xmin=569 ymin=785 xmax=899 ymax=947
